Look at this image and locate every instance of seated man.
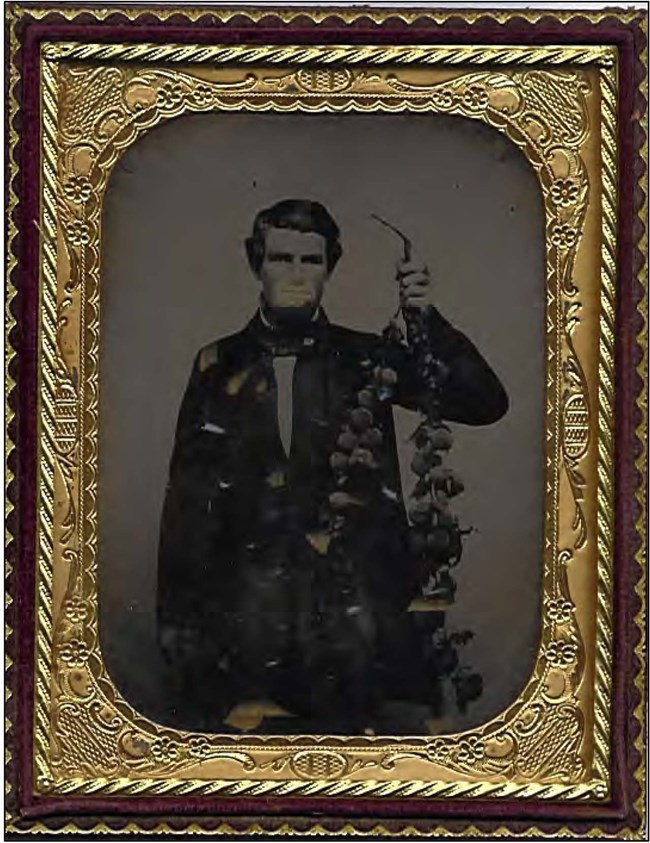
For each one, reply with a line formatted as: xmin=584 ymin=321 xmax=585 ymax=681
xmin=157 ymin=199 xmax=508 ymax=734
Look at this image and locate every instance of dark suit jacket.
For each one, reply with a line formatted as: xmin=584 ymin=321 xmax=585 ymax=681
xmin=157 ymin=307 xmax=507 ymax=730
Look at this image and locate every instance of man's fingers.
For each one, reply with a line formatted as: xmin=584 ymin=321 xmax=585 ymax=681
xmin=400 ymin=288 xmax=429 ymax=302
xmin=397 ymin=259 xmax=428 ymax=277
xmin=400 ymin=276 xmax=431 ymax=302
xmin=397 ymin=260 xmax=433 ymax=309
xmin=402 ymin=285 xmax=428 ymax=294
xmin=401 ymin=275 xmax=430 ymax=289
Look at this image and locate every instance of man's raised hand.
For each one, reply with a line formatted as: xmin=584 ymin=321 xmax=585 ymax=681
xmin=397 ymin=258 xmax=433 ymax=310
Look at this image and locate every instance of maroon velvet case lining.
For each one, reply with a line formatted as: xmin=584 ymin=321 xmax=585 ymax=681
xmin=5 ymin=6 xmax=647 ymax=836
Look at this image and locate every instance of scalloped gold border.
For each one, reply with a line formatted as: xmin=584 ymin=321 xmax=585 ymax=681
xmin=5 ymin=4 xmax=647 ymax=838
xmin=2 ymin=819 xmax=644 ymax=838
xmin=4 ymin=4 xmax=21 ymax=816
xmin=631 ymin=13 xmax=649 ymax=836
xmin=5 ymin=2 xmax=647 ymax=25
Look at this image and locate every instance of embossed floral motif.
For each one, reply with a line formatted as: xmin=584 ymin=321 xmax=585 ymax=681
xmin=156 ymin=82 xmax=184 ymax=109
xmin=40 ymin=59 xmax=600 ymax=798
xmin=550 ymin=178 xmax=579 ymax=207
xmin=551 ymin=223 xmax=577 ymax=249
xmin=547 ymin=597 xmax=574 ymax=624
xmin=188 ymin=736 xmax=211 ymax=759
xmin=59 ymin=637 xmax=89 ymax=667
xmin=150 ymin=736 xmax=179 ymax=763
xmin=462 ymin=84 xmax=489 ymax=111
xmin=432 ymin=89 xmax=455 ymax=109
xmin=545 ymin=639 xmax=578 ymax=668
xmin=65 ymin=220 xmax=91 ymax=247
xmin=455 ymin=735 xmax=485 ymax=764
xmin=63 ymin=596 xmax=87 ymax=624
xmin=191 ymin=84 xmax=214 ymax=106
xmin=63 ymin=175 xmax=92 ymax=204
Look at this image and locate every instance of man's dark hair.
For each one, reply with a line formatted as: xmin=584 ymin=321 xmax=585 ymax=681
xmin=246 ymin=199 xmax=342 ymax=274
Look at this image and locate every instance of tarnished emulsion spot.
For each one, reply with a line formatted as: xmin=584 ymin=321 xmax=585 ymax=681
xmin=201 ymin=421 xmax=226 ymax=435
xmin=381 ymin=485 xmax=399 ymax=502
xmin=266 ymin=470 xmax=286 ymax=489
xmin=198 ymin=342 xmax=219 ymax=373
xmin=225 ymin=367 xmax=252 ymax=395
xmin=223 ymin=700 xmax=293 ymax=732
xmin=306 ymin=531 xmax=332 ymax=555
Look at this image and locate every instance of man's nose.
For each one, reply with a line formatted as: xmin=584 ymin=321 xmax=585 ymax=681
xmin=288 ymin=258 xmax=305 ymax=281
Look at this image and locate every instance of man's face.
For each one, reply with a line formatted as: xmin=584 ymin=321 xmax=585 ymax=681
xmin=257 ymin=227 xmax=330 ymax=323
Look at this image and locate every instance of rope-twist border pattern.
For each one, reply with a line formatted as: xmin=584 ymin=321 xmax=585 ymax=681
xmin=44 ymin=42 xmax=615 ymax=66
xmin=592 ymin=55 xmax=617 ymax=789
xmin=33 ymin=49 xmax=60 ymax=792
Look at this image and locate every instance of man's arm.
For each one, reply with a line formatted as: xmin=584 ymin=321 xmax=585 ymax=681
xmin=392 ymin=259 xmax=508 ymax=426
xmin=157 ymin=356 xmax=203 ymax=658
xmin=157 ymin=350 xmax=228 ymax=663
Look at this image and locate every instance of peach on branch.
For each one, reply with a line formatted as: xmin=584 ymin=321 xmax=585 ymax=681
xmin=357 ymin=389 xmax=375 ymax=408
xmin=350 ymin=407 xmax=374 ymax=432
xmin=426 ymin=528 xmax=451 ymax=553
xmin=409 ymin=498 xmax=433 ymax=525
xmin=337 ymin=429 xmax=358 ymax=452
xmin=360 ymin=427 xmax=383 ymax=449
xmin=329 ymin=452 xmax=349 ymax=473
xmin=349 ymin=447 xmax=376 ymax=468
xmin=379 ymin=367 xmax=398 ymax=386
xmin=429 ymin=426 xmax=453 ymax=450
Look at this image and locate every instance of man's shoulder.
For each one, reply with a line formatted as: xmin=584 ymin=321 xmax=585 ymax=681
xmin=196 ymin=328 xmax=252 ymax=374
xmin=328 ymin=323 xmax=382 ymax=355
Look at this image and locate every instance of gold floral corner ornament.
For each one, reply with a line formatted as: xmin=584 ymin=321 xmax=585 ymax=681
xmin=31 ymin=42 xmax=616 ymax=800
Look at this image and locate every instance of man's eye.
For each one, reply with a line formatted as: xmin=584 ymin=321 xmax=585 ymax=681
xmin=302 ymin=255 xmax=324 ymax=265
xmin=268 ymin=253 xmax=292 ymax=263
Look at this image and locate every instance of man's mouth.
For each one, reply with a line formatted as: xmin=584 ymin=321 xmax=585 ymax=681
xmin=276 ymin=287 xmax=312 ymax=305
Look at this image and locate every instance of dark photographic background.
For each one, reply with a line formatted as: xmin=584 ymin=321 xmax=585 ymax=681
xmin=99 ymin=111 xmax=545 ymax=732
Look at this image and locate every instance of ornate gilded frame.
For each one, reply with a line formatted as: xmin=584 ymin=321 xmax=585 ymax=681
xmin=5 ymin=4 xmax=647 ymax=838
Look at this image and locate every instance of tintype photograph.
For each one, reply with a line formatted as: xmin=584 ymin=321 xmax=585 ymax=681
xmin=6 ymin=3 xmax=647 ymax=836
xmin=98 ymin=112 xmax=543 ymax=736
